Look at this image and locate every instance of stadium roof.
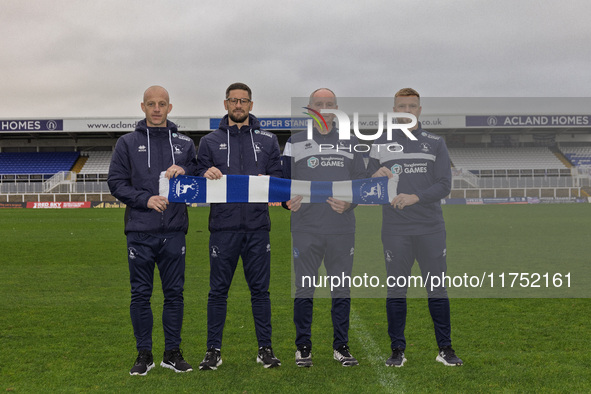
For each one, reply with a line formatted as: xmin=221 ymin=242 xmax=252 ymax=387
xmin=1 ymin=113 xmax=590 ymax=136
xmin=2 ymin=97 xmax=591 ymax=139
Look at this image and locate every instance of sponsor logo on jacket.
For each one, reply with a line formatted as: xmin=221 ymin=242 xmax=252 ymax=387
xmin=254 ymin=130 xmax=274 ymax=138
xmin=173 ymin=133 xmax=192 ymax=142
xmin=421 ymin=131 xmax=440 ymax=140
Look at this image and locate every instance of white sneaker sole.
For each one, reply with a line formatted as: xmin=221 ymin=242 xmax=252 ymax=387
xmin=160 ymin=361 xmax=193 ymax=372
xmin=385 ymin=357 xmax=407 ymax=367
xmin=335 ymin=358 xmax=359 ymax=367
xmin=333 ymin=351 xmax=359 ymax=366
xmin=296 ymin=350 xmax=313 ymax=367
xmin=257 ymin=357 xmax=281 ymax=368
xmin=436 ymin=355 xmax=463 ymax=366
xmin=130 ymin=362 xmax=154 ymax=376
xmin=198 ymin=359 xmax=222 ymax=370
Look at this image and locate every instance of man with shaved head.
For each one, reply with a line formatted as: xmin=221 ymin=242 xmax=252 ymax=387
xmin=108 ymin=85 xmax=198 ymax=376
xmin=142 ymin=86 xmax=171 ymax=127
xmin=282 ymin=88 xmax=367 ymax=367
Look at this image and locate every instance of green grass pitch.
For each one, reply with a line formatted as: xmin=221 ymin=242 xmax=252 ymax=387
xmin=0 ymin=204 xmax=589 ymax=392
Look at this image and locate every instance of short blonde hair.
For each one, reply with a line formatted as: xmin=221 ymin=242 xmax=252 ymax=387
xmin=395 ymin=87 xmax=420 ymax=99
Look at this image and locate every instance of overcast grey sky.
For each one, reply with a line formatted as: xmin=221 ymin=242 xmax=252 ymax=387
xmin=1 ymin=0 xmax=589 ymax=118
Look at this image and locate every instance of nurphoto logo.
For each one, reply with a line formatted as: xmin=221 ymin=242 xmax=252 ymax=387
xmin=303 ymin=107 xmax=416 ymax=153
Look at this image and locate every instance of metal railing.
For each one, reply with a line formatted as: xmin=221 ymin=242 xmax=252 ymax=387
xmin=452 ymin=168 xmax=480 ymax=188
xmin=43 ymin=171 xmax=76 ymax=193
xmin=452 ymin=176 xmax=583 ymax=189
xmin=0 ymin=174 xmax=110 ymax=194
xmin=2 ymin=168 xmax=591 ymax=197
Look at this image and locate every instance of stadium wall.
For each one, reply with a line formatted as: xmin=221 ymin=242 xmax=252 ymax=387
xmin=449 ymin=187 xmax=583 ymax=199
xmin=0 ymin=192 xmax=116 ymax=203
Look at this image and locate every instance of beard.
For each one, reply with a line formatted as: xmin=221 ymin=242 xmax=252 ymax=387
xmin=229 ymin=110 xmax=249 ymax=124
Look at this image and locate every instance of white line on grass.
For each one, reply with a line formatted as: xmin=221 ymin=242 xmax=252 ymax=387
xmin=350 ymin=307 xmax=406 ymax=393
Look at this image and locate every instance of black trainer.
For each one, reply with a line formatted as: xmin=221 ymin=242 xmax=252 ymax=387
xmin=257 ymin=346 xmax=281 ymax=368
xmin=436 ymin=346 xmax=463 ymax=366
xmin=160 ymin=348 xmax=193 ymax=372
xmin=385 ymin=348 xmax=407 ymax=367
xmin=130 ymin=350 xmax=155 ymax=376
xmin=333 ymin=344 xmax=359 ymax=366
xmin=295 ymin=345 xmax=313 ymax=367
xmin=199 ymin=348 xmax=222 ymax=370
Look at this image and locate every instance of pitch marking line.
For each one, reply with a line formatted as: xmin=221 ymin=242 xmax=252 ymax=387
xmin=350 ymin=307 xmax=406 ymax=393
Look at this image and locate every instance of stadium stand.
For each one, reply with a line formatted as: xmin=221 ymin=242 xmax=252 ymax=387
xmin=448 ymin=147 xmax=567 ymax=171
xmin=78 ymin=151 xmax=112 ymax=174
xmin=560 ymin=146 xmax=591 ymax=167
xmin=0 ymin=152 xmax=79 ymax=175
xmin=70 ymin=156 xmax=88 ymax=173
xmin=1 ymin=113 xmax=589 ymax=203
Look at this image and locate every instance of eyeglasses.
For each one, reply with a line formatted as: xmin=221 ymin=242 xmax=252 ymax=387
xmin=226 ymin=98 xmax=251 ymax=105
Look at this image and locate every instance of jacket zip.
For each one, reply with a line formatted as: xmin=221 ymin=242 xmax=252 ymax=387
xmin=238 ymin=129 xmax=246 ymax=231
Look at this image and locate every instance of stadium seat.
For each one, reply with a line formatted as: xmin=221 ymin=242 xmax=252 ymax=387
xmin=78 ymin=151 xmax=113 ymax=174
xmin=0 ymin=152 xmax=79 ymax=175
xmin=559 ymin=146 xmax=591 ymax=167
xmin=448 ymin=147 xmax=567 ymax=171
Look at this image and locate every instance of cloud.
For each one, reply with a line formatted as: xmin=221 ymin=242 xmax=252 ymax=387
xmin=1 ymin=0 xmax=590 ymax=118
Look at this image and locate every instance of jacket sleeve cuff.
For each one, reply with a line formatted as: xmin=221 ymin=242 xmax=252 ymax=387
xmin=346 ymin=203 xmax=357 ymax=212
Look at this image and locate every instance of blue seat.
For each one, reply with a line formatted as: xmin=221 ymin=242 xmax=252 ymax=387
xmin=0 ymin=152 xmax=80 ymax=175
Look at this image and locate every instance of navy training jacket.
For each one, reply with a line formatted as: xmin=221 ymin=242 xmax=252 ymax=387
xmin=196 ymin=114 xmax=282 ymax=232
xmin=108 ymin=119 xmax=198 ymax=234
xmin=367 ymin=124 xmax=451 ymax=235
xmin=281 ymin=126 xmax=368 ymax=234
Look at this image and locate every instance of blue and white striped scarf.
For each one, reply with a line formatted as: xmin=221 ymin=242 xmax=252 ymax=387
xmin=159 ymin=173 xmax=398 ymax=205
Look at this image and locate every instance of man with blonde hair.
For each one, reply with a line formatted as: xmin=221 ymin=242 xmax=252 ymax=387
xmin=368 ymin=88 xmax=463 ymax=367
